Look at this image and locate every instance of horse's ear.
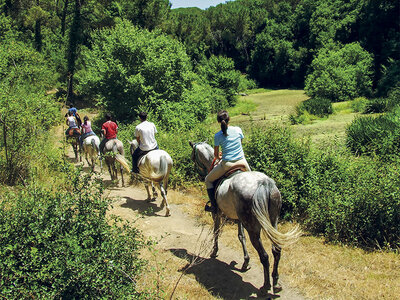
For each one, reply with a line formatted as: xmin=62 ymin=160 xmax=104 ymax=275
xmin=189 ymin=140 xmax=194 ymax=148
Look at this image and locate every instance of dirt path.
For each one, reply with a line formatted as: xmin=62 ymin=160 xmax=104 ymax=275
xmin=70 ymin=148 xmax=306 ymax=299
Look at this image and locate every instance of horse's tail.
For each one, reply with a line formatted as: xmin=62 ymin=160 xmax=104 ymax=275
xmin=91 ymin=137 xmax=99 ymax=154
xmin=251 ymin=180 xmax=301 ymax=249
xmin=149 ymin=154 xmax=168 ymax=181
xmin=115 ymin=154 xmax=131 ymax=173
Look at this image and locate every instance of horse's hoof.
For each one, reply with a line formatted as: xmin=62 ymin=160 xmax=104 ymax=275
xmin=273 ymin=283 xmax=282 ymax=293
xmin=240 ymin=264 xmax=251 ymax=272
xmin=165 ymin=210 xmax=171 ymax=217
xmin=210 ymin=252 xmax=218 ymax=259
xmin=257 ymin=286 xmax=273 ymax=297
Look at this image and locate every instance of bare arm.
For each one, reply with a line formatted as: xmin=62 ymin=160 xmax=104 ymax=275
xmin=214 ymin=146 xmax=221 ymax=159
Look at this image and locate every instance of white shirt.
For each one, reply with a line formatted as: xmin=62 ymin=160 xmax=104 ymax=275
xmin=135 ymin=120 xmax=158 ymax=151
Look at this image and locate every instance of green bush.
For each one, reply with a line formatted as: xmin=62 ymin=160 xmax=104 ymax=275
xmin=0 ymin=168 xmax=148 ymax=299
xmin=346 ymin=107 xmax=400 ymax=158
xmin=351 ymin=97 xmax=368 ymax=112
xmin=289 ymin=97 xmax=332 ymax=124
xmin=77 ymin=19 xmax=197 ymax=125
xmin=244 ymin=125 xmax=400 ymax=249
xmin=305 ymin=43 xmax=373 ymax=102
xmin=196 ymin=55 xmax=241 ymax=107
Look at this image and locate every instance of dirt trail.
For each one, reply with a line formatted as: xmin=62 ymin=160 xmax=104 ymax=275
xmin=70 ymin=147 xmax=306 ymax=299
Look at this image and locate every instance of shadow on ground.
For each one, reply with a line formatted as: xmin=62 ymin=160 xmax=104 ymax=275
xmin=121 ymin=196 xmax=164 ymax=216
xmin=169 ymin=248 xmax=279 ymax=300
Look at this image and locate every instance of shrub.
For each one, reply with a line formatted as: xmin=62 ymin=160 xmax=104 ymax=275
xmin=346 ymin=107 xmax=400 ymax=157
xmin=196 ymin=55 xmax=241 ymax=106
xmin=305 ymin=43 xmax=373 ymax=102
xmin=351 ymin=97 xmax=368 ymax=112
xmin=77 ymin=19 xmax=196 ymax=124
xmin=289 ymin=97 xmax=332 ymax=124
xmin=244 ymin=125 xmax=400 ymax=249
xmin=0 ymin=168 xmax=148 ymax=298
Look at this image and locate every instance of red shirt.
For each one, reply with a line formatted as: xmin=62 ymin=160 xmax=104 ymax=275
xmin=102 ymin=120 xmax=118 ymax=139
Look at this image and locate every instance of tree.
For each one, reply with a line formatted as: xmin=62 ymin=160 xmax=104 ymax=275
xmin=305 ymin=43 xmax=373 ymax=102
xmin=77 ymin=19 xmax=194 ymax=122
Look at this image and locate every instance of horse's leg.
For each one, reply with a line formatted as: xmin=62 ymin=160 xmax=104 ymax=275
xmin=107 ymin=162 xmax=114 ymax=180
xmin=272 ymin=244 xmax=282 ymax=293
xmin=210 ymin=212 xmax=221 ymax=258
xmin=159 ymin=182 xmax=170 ymax=217
xmin=120 ymin=164 xmax=124 ymax=187
xmin=144 ymin=183 xmax=152 ymax=201
xmin=247 ymin=228 xmax=272 ymax=295
xmin=151 ymin=182 xmax=158 ymax=199
xmin=238 ymin=222 xmax=250 ymax=271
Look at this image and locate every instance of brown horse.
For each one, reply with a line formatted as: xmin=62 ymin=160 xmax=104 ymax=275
xmin=190 ymin=141 xmax=301 ymax=296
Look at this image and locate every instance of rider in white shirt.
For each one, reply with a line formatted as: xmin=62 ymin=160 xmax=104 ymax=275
xmin=131 ymin=111 xmax=159 ymax=173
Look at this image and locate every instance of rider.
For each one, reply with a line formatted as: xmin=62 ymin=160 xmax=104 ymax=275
xmin=131 ymin=111 xmax=158 ymax=173
xmin=204 ymin=110 xmax=251 ymax=213
xmin=80 ymin=115 xmax=95 ymax=146
xmin=99 ymin=113 xmax=118 ymax=154
xmin=65 ymin=110 xmax=79 ymax=136
xmin=65 ymin=104 xmax=82 ymax=126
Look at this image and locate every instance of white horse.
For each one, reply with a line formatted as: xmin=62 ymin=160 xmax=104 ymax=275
xmin=103 ymin=139 xmax=131 ymax=186
xmin=129 ymin=140 xmax=173 ymax=217
xmin=190 ymin=141 xmax=301 ymax=296
xmin=81 ymin=135 xmax=101 ymax=171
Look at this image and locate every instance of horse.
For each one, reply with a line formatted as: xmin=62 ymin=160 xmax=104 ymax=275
xmin=82 ymin=135 xmax=101 ymax=171
xmin=66 ymin=128 xmax=81 ymax=162
xmin=102 ymin=139 xmax=130 ymax=186
xmin=189 ymin=141 xmax=301 ymax=296
xmin=128 ymin=140 xmax=173 ymax=217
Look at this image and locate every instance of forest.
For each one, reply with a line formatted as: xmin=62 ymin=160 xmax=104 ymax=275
xmin=0 ymin=0 xmax=399 ymax=298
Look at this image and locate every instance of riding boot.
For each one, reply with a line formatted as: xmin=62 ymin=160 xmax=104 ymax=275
xmin=205 ymin=188 xmax=217 ymax=213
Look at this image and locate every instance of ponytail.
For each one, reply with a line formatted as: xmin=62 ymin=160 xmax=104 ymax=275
xmin=217 ymin=110 xmax=230 ymax=136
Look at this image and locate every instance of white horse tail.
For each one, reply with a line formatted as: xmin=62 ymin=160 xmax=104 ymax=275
xmin=91 ymin=137 xmax=99 ymax=153
xmin=251 ymin=180 xmax=301 ymax=249
xmin=115 ymin=154 xmax=131 ymax=174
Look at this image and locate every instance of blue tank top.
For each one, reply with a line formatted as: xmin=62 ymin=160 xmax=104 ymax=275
xmin=214 ymin=126 xmax=244 ymax=161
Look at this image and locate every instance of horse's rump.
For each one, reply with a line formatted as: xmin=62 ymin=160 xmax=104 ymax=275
xmin=67 ymin=128 xmax=80 ymax=137
xmin=139 ymin=150 xmax=172 ymax=181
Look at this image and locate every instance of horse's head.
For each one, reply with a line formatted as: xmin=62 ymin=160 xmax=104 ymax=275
xmin=189 ymin=140 xmax=214 ymax=178
xmin=128 ymin=139 xmax=139 ymax=156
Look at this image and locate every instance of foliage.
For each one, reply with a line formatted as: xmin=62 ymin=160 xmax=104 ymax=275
xmin=244 ymin=125 xmax=400 ymax=249
xmin=196 ymin=55 xmax=241 ymax=107
xmin=77 ymin=19 xmax=199 ymax=126
xmin=346 ymin=107 xmax=400 ymax=158
xmin=290 ymin=97 xmax=332 ymax=124
xmin=0 ymin=167 xmax=148 ymax=299
xmin=305 ymin=42 xmax=373 ymax=102
xmin=0 ymin=38 xmax=60 ymax=185
xmin=351 ymin=97 xmax=368 ymax=113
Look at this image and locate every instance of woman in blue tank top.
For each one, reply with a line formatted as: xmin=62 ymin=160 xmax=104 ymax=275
xmin=204 ymin=110 xmax=251 ymax=213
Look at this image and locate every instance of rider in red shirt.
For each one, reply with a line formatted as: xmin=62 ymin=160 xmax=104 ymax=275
xmin=99 ymin=113 xmax=118 ymax=154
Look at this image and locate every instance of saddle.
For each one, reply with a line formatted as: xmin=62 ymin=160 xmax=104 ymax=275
xmin=213 ymin=164 xmax=247 ymax=195
xmin=66 ymin=128 xmax=81 ymax=137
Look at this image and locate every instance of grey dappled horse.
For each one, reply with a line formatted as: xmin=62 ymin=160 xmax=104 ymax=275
xmin=129 ymin=140 xmax=173 ymax=217
xmin=102 ymin=139 xmax=130 ymax=186
xmin=189 ymin=141 xmax=301 ymax=296
xmin=82 ymin=135 xmax=102 ymax=171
